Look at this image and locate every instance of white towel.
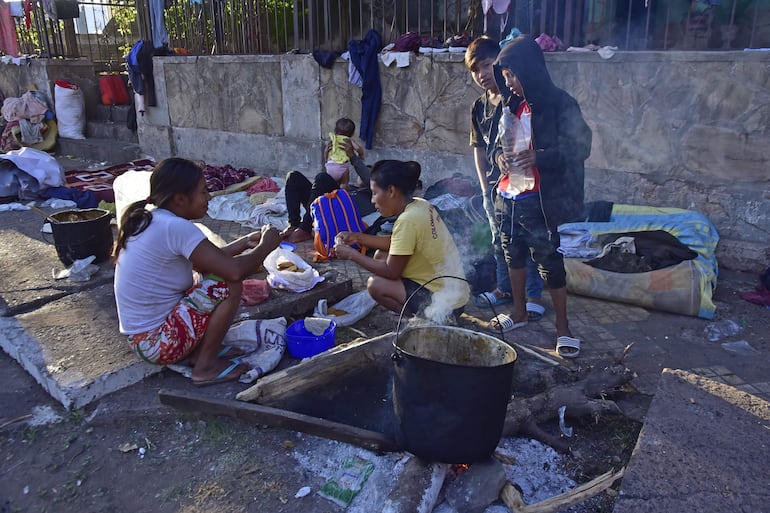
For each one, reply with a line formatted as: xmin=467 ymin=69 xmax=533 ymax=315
xmin=557 ymin=228 xmax=600 ymax=258
xmin=380 ymin=51 xmax=411 ymax=68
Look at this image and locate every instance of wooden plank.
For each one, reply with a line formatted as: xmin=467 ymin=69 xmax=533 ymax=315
xmin=159 ymin=388 xmax=401 ymax=453
xmin=240 ymin=275 xmax=352 ymax=320
xmin=236 ymin=332 xmax=396 ymax=404
xmin=500 ymin=467 xmax=625 ymax=513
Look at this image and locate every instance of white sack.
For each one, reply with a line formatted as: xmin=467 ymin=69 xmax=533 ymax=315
xmin=54 ymin=83 xmax=86 ymax=139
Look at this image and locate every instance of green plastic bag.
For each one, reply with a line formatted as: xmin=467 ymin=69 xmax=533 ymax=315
xmin=318 ymin=455 xmax=375 ymax=508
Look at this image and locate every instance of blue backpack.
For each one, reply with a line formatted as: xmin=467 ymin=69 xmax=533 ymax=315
xmin=310 ymin=188 xmax=367 ymax=261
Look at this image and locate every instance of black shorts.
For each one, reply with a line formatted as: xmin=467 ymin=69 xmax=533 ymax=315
xmin=402 ymin=278 xmax=433 ymax=316
xmin=495 ymin=194 xmax=566 ymax=289
xmin=402 ymin=278 xmax=465 ymax=320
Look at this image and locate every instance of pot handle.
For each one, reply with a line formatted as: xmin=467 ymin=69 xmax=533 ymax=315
xmin=41 ymin=222 xmax=54 ymax=245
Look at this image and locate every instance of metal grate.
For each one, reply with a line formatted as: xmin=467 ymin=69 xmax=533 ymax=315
xmin=11 ymin=0 xmax=770 ymax=69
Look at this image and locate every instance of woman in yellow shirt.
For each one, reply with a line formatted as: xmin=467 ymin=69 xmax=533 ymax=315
xmin=334 ymin=160 xmax=469 ymax=321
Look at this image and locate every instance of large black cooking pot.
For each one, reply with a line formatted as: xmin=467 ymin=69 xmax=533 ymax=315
xmin=392 ymin=325 xmax=517 ymax=463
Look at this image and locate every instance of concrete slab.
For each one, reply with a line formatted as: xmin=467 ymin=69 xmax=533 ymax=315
xmin=0 ymin=210 xmax=114 ymax=316
xmin=613 ymin=368 xmax=770 ymax=513
xmin=0 ymin=209 xmax=353 ymax=410
xmin=0 ymin=283 xmax=158 ymax=410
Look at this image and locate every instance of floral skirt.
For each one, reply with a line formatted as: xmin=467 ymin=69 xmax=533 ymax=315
xmin=128 ymin=274 xmax=229 ymax=365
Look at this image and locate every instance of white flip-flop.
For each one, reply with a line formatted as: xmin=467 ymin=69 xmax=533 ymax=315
xmin=488 ymin=314 xmax=528 ymax=334
xmin=556 ymin=336 xmax=581 ymax=358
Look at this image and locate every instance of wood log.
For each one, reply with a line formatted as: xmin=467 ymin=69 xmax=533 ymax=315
xmin=503 ymin=363 xmax=635 ymax=452
xmin=236 ymin=332 xmax=395 ymax=404
xmin=159 ymin=388 xmax=400 ymax=452
xmin=235 ymin=324 xmax=635 ymax=455
xmin=380 ymin=458 xmax=448 ymax=513
xmin=500 ymin=467 xmax=625 ymax=513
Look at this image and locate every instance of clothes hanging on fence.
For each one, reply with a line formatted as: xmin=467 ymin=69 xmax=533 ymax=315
xmin=125 ymin=41 xmax=145 ymax=95
xmin=0 ymin=1 xmax=19 ymax=56
xmin=481 ymin=0 xmax=510 ymax=34
xmin=312 ymin=50 xmax=341 ymax=69
xmin=340 ymin=51 xmax=363 ymax=87
xmin=149 ymin=0 xmax=169 ymax=48
xmin=126 ymin=40 xmax=172 ymax=108
xmin=347 ymin=29 xmax=382 ymax=149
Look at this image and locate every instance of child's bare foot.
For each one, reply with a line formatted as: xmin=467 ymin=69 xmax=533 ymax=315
xmin=280 ymin=226 xmax=297 ymax=239
xmin=287 ymin=228 xmax=312 ymax=243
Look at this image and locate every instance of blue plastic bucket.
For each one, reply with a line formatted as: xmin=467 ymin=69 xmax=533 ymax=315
xmin=286 ymin=320 xmax=336 ymax=358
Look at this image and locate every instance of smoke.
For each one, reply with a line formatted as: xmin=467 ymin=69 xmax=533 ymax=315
xmin=423 ymin=278 xmax=465 ymax=325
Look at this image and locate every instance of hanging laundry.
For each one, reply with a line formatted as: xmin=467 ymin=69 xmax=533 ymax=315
xmin=149 ymin=0 xmax=169 ymax=48
xmin=0 ymin=1 xmax=19 ymax=56
xmin=312 ymin=49 xmax=342 ymax=69
xmin=23 ymin=0 xmax=31 ymax=28
xmin=340 ymin=52 xmax=362 ymax=87
xmin=380 ymin=51 xmax=411 ymax=68
xmin=347 ymin=29 xmax=382 ymax=150
xmin=125 ymin=40 xmax=172 ymax=108
xmin=482 ymin=0 xmax=510 ymax=34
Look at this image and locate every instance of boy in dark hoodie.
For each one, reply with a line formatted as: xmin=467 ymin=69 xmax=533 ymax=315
xmin=488 ymin=35 xmax=592 ymax=358
xmin=466 ymin=36 xmax=546 ymax=319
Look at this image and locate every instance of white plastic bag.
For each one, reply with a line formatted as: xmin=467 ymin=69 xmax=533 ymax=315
xmin=53 ymin=255 xmax=99 ymax=282
xmin=54 ymin=82 xmax=86 ymax=139
xmin=222 ymin=317 xmax=287 ymax=384
xmin=313 ymin=289 xmax=377 ymax=327
xmin=263 ymin=247 xmax=323 ymax=293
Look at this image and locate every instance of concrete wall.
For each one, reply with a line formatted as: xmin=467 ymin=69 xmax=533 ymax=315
xmin=138 ymin=51 xmax=769 ymax=273
xmin=2 ymin=52 xmax=767 ymax=273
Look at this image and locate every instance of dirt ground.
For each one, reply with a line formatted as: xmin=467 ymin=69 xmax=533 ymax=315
xmin=0 ymin=300 xmax=650 ymax=513
xmin=2 ymin=265 xmax=769 ymax=513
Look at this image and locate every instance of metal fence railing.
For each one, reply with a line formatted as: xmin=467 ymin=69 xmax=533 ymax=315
xmin=14 ymin=0 xmax=141 ymax=70
xmin=141 ymin=0 xmax=770 ymax=54
xmin=10 ymin=0 xmax=770 ymax=70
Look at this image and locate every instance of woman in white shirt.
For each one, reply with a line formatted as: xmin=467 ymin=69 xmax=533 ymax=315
xmin=113 ymin=158 xmax=280 ymax=385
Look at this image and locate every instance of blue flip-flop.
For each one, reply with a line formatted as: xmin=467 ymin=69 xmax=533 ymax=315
xmin=475 ymin=291 xmax=513 ymax=308
xmin=192 ymin=359 xmax=245 ymax=387
xmin=526 ymin=302 xmax=546 ymax=321
xmin=216 ymin=344 xmax=246 ymax=358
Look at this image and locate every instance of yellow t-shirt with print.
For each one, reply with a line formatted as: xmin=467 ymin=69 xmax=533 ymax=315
xmin=389 ymin=198 xmax=469 ymax=310
xmin=328 ymin=133 xmax=350 ymax=164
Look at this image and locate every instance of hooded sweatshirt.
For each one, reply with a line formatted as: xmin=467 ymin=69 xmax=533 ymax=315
xmin=492 ymin=35 xmax=592 ymax=231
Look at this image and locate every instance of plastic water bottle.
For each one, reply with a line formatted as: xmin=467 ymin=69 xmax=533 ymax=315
xmin=498 ymin=107 xmax=533 ymax=195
